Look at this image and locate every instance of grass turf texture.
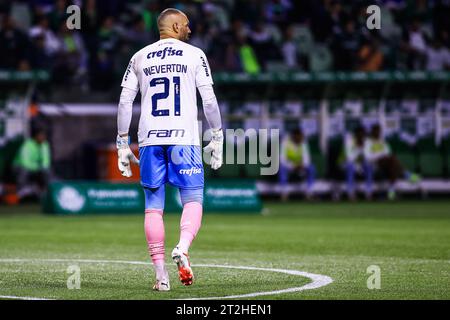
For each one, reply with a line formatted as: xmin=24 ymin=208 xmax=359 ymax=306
xmin=0 ymin=201 xmax=449 ymax=300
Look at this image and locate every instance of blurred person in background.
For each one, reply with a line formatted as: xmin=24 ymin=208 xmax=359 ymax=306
xmin=340 ymin=126 xmax=371 ymax=201
xmin=47 ymin=0 xmax=70 ymax=31
xmin=279 ymin=128 xmax=316 ymax=201
xmin=141 ymin=0 xmax=161 ymax=38
xmin=236 ymin=33 xmax=261 ymax=74
xmin=91 ymin=16 xmax=119 ymax=90
xmin=364 ymin=124 xmax=420 ymax=200
xmin=189 ymin=22 xmax=211 ymax=53
xmin=401 ymin=18 xmax=428 ymax=70
xmin=248 ymin=20 xmax=279 ymax=71
xmin=13 ymin=127 xmax=51 ymax=201
xmin=357 ymin=35 xmax=385 ymax=71
xmin=263 ymin=0 xmax=293 ymax=28
xmin=0 ymin=15 xmax=31 ymax=70
xmin=332 ymin=18 xmax=362 ymax=70
xmin=29 ymin=15 xmax=60 ymax=56
xmin=425 ymin=39 xmax=450 ymax=71
xmin=281 ymin=25 xmax=300 ymax=70
xmin=127 ymin=16 xmax=155 ymax=52
xmin=53 ymin=20 xmax=88 ymax=85
xmin=29 ymin=33 xmax=53 ymax=70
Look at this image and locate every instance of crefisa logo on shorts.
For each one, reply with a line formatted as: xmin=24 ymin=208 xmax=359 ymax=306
xmin=179 ymin=167 xmax=202 ymax=176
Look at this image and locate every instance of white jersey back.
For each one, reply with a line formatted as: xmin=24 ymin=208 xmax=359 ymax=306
xmin=121 ymin=38 xmax=213 ymax=147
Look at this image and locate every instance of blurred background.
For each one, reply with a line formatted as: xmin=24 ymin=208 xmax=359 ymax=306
xmin=1 ymin=0 xmax=450 ymax=207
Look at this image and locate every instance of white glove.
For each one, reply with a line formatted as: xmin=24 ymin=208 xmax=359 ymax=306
xmin=116 ymin=135 xmax=139 ymax=178
xmin=203 ymin=129 xmax=223 ymax=170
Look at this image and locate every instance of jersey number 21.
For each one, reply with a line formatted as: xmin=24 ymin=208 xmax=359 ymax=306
xmin=150 ymin=76 xmax=181 ymax=117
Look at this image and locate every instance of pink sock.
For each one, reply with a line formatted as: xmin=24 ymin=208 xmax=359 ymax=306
xmin=144 ymin=209 xmax=165 ymax=268
xmin=177 ymin=202 xmax=203 ymax=253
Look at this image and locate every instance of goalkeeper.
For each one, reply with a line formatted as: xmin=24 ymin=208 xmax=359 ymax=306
xmin=116 ymin=8 xmax=223 ymax=291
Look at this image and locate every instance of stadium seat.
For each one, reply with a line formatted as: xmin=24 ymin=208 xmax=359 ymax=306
xmin=417 ymin=137 xmax=444 ymax=177
xmin=203 ymin=163 xmax=214 ymax=179
xmin=0 ymin=146 xmax=5 ymax=180
xmin=244 ymin=136 xmax=263 ymax=179
xmin=292 ymin=25 xmax=314 ymax=55
xmin=442 ymin=137 xmax=450 ymax=178
xmin=243 ymin=136 xmax=274 ymax=180
xmin=0 ymin=136 xmax=24 ymax=182
xmin=327 ymin=136 xmax=344 ymax=180
xmin=215 ymin=140 xmax=243 ymax=178
xmin=309 ymin=44 xmax=333 ymax=72
xmin=308 ymin=136 xmax=326 ymax=178
xmin=388 ymin=136 xmax=417 ymax=172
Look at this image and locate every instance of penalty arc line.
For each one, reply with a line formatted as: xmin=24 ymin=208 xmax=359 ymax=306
xmin=0 ymin=258 xmax=333 ymax=300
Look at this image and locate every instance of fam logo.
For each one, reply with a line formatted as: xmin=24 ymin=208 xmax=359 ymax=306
xmin=148 ymin=129 xmax=186 ymax=138
xmin=147 ymin=47 xmax=183 ymax=60
xmin=57 ymin=186 xmax=86 ymax=212
xmin=179 ymin=167 xmax=202 ymax=176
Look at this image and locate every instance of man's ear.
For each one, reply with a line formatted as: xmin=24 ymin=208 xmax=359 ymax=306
xmin=172 ymin=22 xmax=179 ymax=33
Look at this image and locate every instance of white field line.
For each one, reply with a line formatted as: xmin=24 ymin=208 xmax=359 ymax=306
xmin=0 ymin=259 xmax=333 ymax=300
xmin=0 ymin=295 xmax=53 ymax=300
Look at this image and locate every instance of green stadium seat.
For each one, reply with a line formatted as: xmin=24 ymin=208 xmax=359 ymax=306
xmin=215 ymin=140 xmax=243 ymax=178
xmin=0 ymin=146 xmax=5 ymax=180
xmin=292 ymin=25 xmax=313 ymax=55
xmin=245 ymin=162 xmax=262 ymax=178
xmin=311 ymin=152 xmax=326 ymax=178
xmin=388 ymin=136 xmax=417 ymax=172
xmin=417 ymin=137 xmax=444 ymax=177
xmin=203 ymin=163 xmax=214 ymax=179
xmin=216 ymin=164 xmax=240 ymax=178
xmin=441 ymin=137 xmax=450 ymax=178
xmin=396 ymin=152 xmax=417 ymax=173
xmin=243 ymin=136 xmax=265 ymax=179
xmin=309 ymin=44 xmax=333 ymax=72
xmin=0 ymin=136 xmax=24 ymax=181
xmin=419 ymin=153 xmax=444 ymax=177
xmin=308 ymin=136 xmax=326 ymax=178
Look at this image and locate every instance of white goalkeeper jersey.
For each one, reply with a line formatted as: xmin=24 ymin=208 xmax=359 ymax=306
xmin=121 ymin=38 xmax=213 ymax=147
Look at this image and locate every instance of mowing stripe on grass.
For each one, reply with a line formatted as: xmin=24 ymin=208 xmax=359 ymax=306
xmin=0 ymin=259 xmax=333 ymax=300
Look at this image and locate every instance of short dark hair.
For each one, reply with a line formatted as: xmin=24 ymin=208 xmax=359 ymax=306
xmin=31 ymin=125 xmax=46 ymax=139
xmin=371 ymin=124 xmax=381 ymax=132
xmin=354 ymin=125 xmax=365 ymax=135
xmin=157 ymin=8 xmax=184 ymax=29
xmin=291 ymin=127 xmax=303 ymax=136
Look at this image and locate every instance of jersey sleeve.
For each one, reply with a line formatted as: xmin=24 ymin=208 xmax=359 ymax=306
xmin=195 ymin=48 xmax=214 ymax=87
xmin=121 ymin=54 xmax=139 ymax=91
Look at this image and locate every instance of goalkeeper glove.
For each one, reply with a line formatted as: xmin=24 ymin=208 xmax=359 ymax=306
xmin=203 ymin=128 xmax=223 ymax=170
xmin=116 ymin=135 xmax=139 ymax=178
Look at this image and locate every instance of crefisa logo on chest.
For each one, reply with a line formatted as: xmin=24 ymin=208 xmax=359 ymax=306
xmin=147 ymin=47 xmax=183 ymax=60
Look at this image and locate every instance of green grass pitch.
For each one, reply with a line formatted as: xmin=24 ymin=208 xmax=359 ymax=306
xmin=0 ymin=201 xmax=449 ymax=300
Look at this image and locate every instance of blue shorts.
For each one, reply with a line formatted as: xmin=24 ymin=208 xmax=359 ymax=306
xmin=139 ymin=145 xmax=204 ymax=189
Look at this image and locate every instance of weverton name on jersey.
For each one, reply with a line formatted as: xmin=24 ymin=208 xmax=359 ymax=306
xmin=143 ymin=64 xmax=188 ymax=76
